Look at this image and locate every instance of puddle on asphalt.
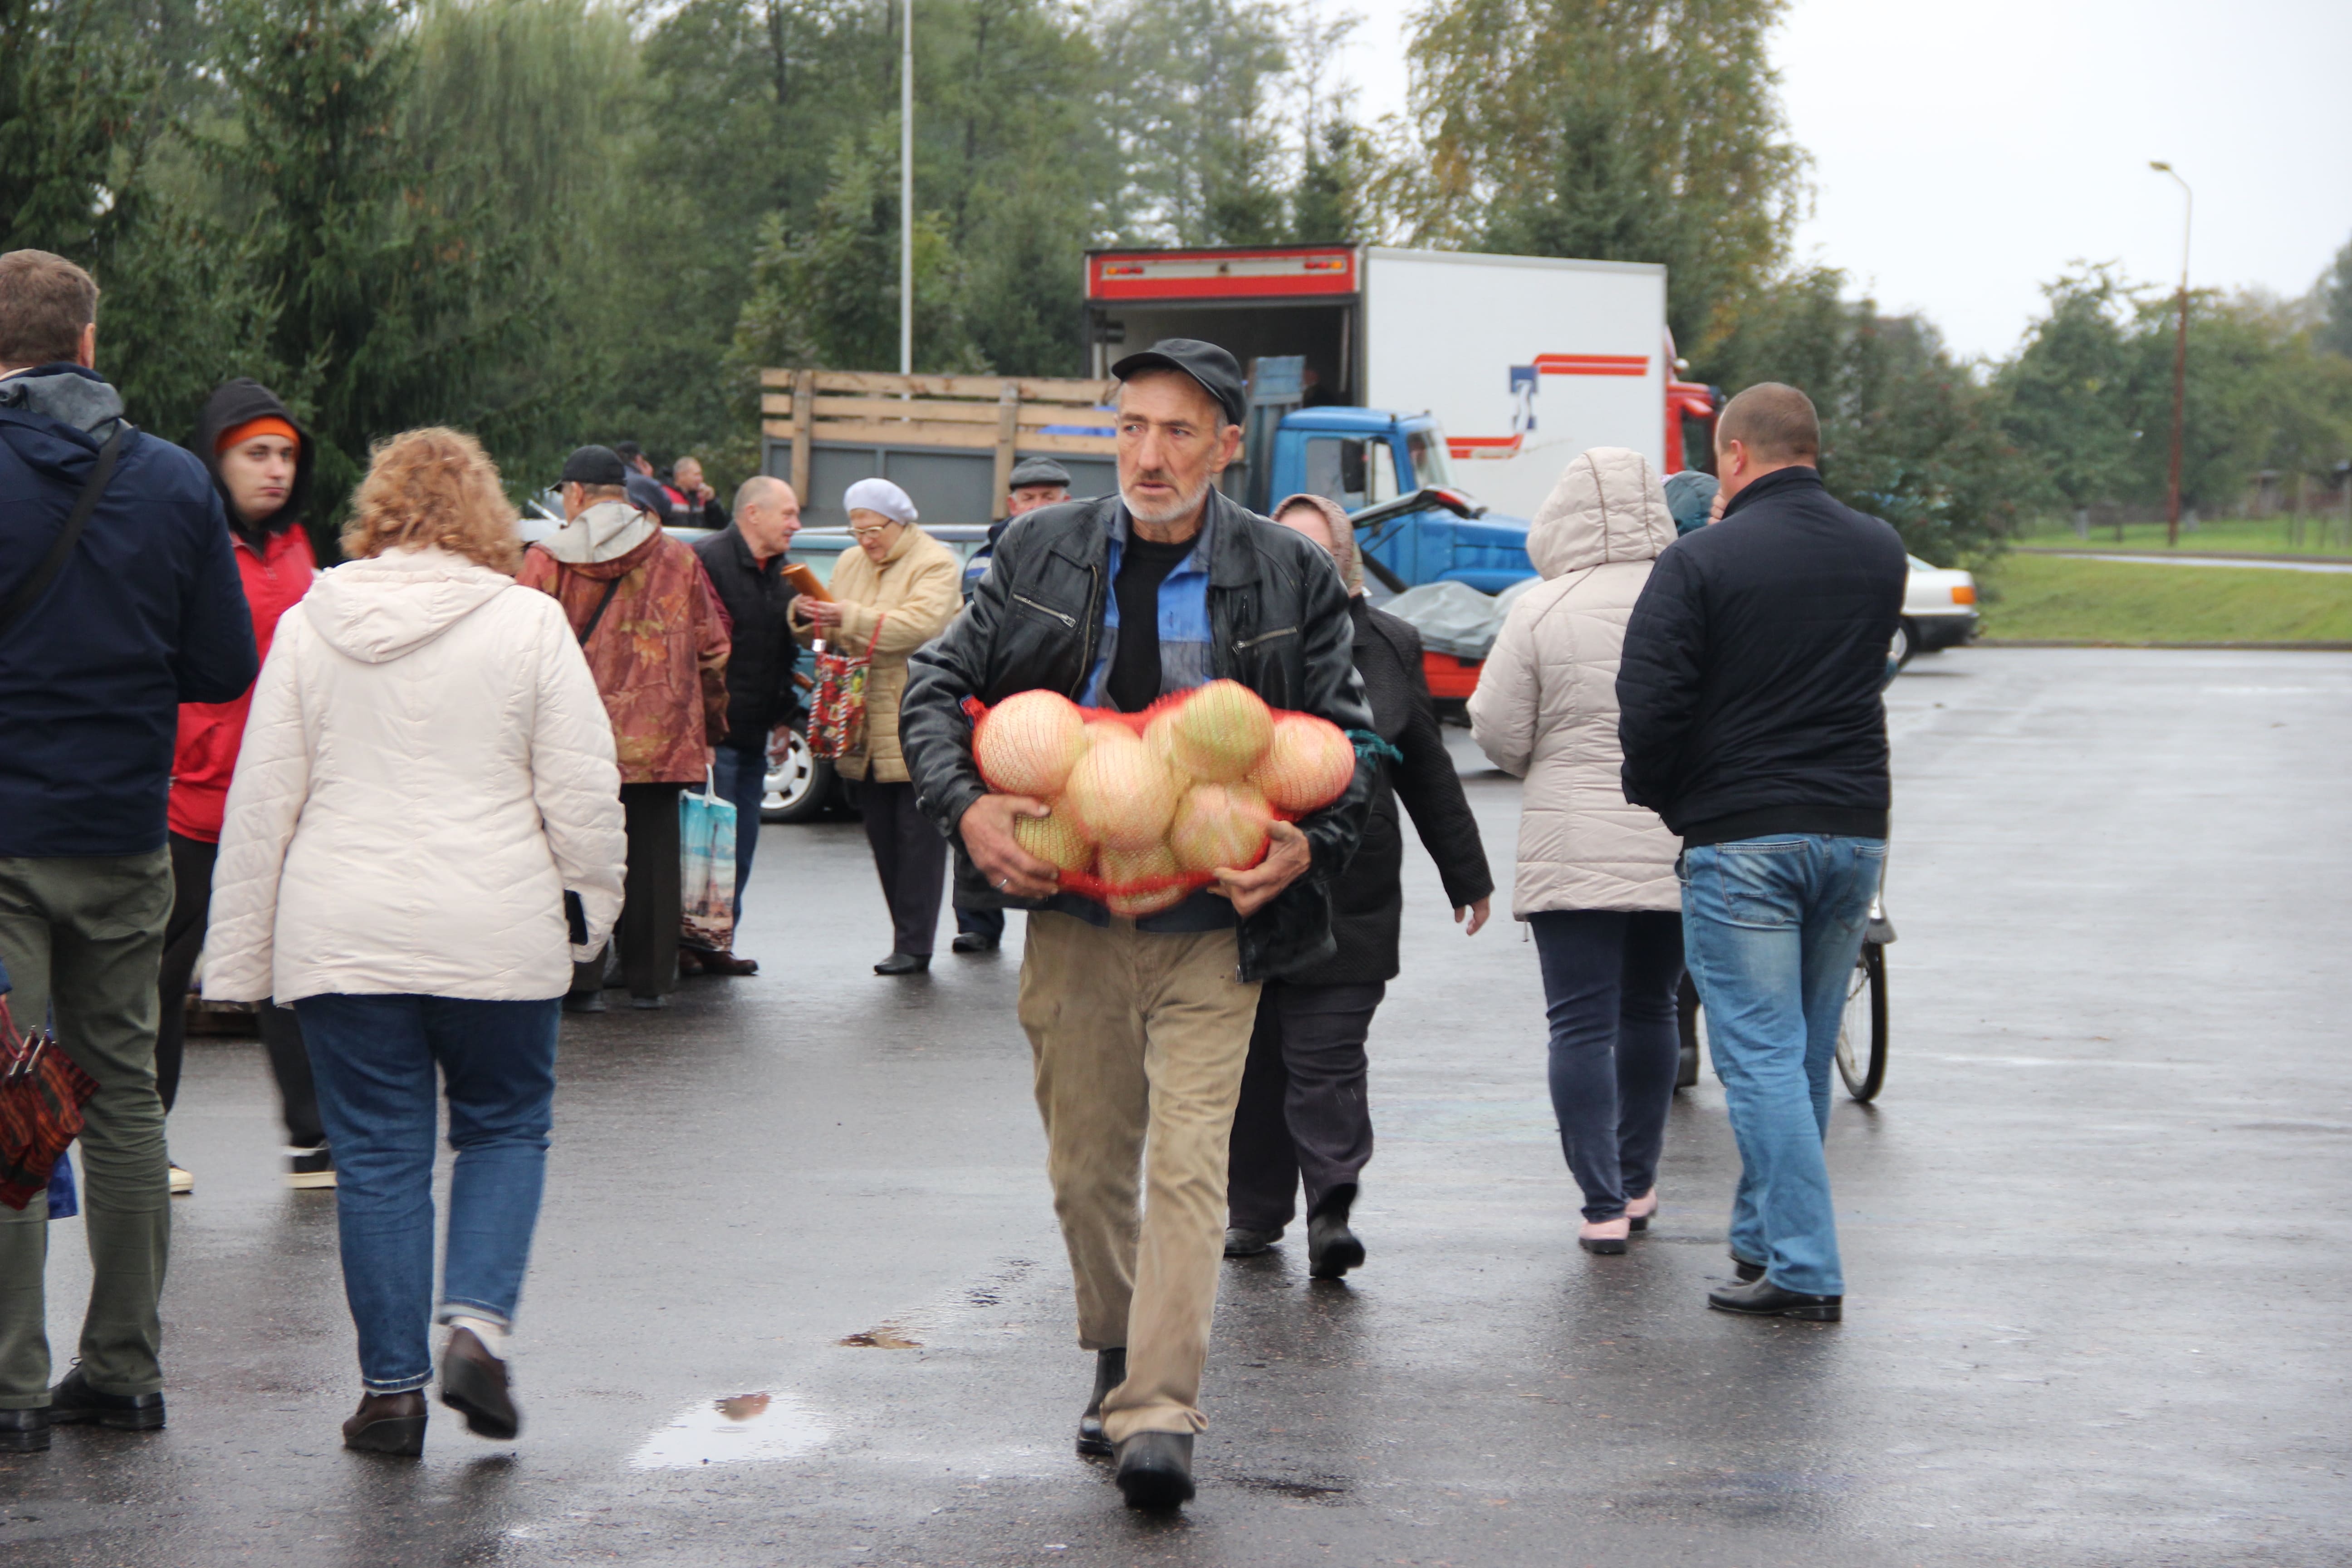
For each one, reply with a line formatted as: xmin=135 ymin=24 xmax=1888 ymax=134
xmin=628 ymin=1389 xmax=833 ymax=1470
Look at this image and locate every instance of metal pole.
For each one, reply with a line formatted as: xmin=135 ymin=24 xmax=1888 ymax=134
xmin=899 ymin=0 xmax=913 ymax=377
xmin=2151 ymin=162 xmax=2190 ymax=548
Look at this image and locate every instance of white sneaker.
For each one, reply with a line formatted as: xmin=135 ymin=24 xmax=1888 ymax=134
xmin=168 ymin=1165 xmax=194 ymax=1196
xmin=285 ymin=1146 xmax=336 ymax=1189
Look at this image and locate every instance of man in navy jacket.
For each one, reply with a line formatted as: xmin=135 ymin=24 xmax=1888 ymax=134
xmin=1617 ymin=381 xmax=1905 ymax=1325
xmin=0 ymin=250 xmax=257 ymax=1450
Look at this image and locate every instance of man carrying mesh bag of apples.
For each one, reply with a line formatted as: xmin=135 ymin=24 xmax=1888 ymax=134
xmin=900 ymin=339 xmax=1372 ymax=1510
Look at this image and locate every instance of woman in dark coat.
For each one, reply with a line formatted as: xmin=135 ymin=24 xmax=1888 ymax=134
xmin=1223 ymin=493 xmax=1494 ymax=1279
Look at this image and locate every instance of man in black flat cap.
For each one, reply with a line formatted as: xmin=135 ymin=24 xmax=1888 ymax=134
xmin=900 ymin=340 xmax=1370 ymax=1510
xmin=950 ymin=456 xmax=1077 ymax=954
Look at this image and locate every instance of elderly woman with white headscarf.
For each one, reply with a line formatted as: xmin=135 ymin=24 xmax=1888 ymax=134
xmin=794 ymin=478 xmax=963 ymax=974
xmin=1221 ymin=492 xmax=1495 ymax=1279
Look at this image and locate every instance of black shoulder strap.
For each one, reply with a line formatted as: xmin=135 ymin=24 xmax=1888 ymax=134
xmin=0 ymin=427 xmax=122 ymax=643
xmin=574 ymin=574 xmax=622 ymax=648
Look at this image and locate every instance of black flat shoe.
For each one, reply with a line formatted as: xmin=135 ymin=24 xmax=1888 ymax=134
xmin=438 ymin=1328 xmax=520 ymax=1440
xmin=1114 ymin=1430 xmax=1195 ymax=1509
xmin=562 ymin=989 xmax=606 ymax=1014
xmin=950 ymin=932 xmax=999 ymax=954
xmin=342 ymin=1391 xmax=426 ymax=1455
xmin=1222 ymin=1225 xmax=1282 ymax=1257
xmin=1307 ymin=1212 xmax=1365 ymax=1279
xmin=873 ymin=952 xmax=930 ymax=975
xmin=1076 ymin=1347 xmax=1125 ymax=1457
xmin=1731 ymin=1254 xmax=1765 ymax=1284
xmin=1707 ymin=1277 xmax=1842 ymax=1322
xmin=0 ymin=1407 xmax=49 ymax=1452
xmin=46 ymin=1367 xmax=165 ymax=1431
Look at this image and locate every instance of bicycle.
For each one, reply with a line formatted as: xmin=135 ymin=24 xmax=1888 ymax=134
xmin=1673 ymin=889 xmax=1894 ymax=1104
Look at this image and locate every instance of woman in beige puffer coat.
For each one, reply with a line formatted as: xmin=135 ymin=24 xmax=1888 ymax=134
xmin=1467 ymin=446 xmax=1686 ymax=1256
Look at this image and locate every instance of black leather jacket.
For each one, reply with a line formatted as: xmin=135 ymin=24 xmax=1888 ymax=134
xmin=901 ymin=488 xmax=1374 ymax=982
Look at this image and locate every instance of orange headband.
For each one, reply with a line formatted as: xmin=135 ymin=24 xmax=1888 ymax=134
xmin=217 ymin=416 xmax=300 ymax=456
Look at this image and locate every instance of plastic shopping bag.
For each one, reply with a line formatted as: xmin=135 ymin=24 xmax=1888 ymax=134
xmin=679 ymin=778 xmax=739 ymax=952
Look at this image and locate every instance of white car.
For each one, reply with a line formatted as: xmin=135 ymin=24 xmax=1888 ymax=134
xmin=1898 ymin=555 xmax=1978 ymax=664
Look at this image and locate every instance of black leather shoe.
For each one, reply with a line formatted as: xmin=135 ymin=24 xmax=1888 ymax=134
xmin=47 ymin=1367 xmax=164 ymax=1431
xmin=342 ymin=1391 xmax=426 ymax=1455
xmin=438 ymin=1328 xmax=520 ymax=1439
xmin=950 ymin=932 xmax=999 ymax=954
xmin=1223 ymin=1225 xmax=1282 ymax=1257
xmin=1707 ymin=1277 xmax=1842 ymax=1322
xmin=0 ymin=1407 xmax=49 ymax=1452
xmin=1731 ymin=1254 xmax=1766 ymax=1284
xmin=1307 ymin=1212 xmax=1365 ymax=1279
xmin=1075 ymin=1347 xmax=1125 ymax=1457
xmin=1114 ymin=1430 xmax=1196 ymax=1508
xmin=873 ymin=952 xmax=931 ymax=975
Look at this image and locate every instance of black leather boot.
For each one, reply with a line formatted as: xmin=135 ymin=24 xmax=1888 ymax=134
xmin=1707 ymin=1276 xmax=1842 ymax=1322
xmin=1306 ymin=1185 xmax=1364 ymax=1279
xmin=47 ymin=1367 xmax=164 ymax=1431
xmin=1114 ymin=1430 xmax=1195 ymax=1508
xmin=0 ymin=1408 xmax=49 ymax=1452
xmin=1075 ymin=1347 xmax=1125 ymax=1457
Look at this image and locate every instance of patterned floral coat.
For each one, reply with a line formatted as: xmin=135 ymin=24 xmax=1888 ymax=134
xmin=518 ymin=532 xmax=731 ymax=784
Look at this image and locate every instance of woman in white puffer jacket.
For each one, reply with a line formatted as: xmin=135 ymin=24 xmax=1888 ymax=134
xmin=206 ymin=427 xmax=625 ymax=1458
xmin=1468 ymin=446 xmax=1685 ymax=1257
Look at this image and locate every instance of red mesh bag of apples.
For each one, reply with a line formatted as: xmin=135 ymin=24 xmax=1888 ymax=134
xmin=963 ymin=680 xmax=1359 ymax=915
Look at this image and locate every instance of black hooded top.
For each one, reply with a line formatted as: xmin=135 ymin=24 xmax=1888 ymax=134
xmin=191 ymin=379 xmax=315 ymax=545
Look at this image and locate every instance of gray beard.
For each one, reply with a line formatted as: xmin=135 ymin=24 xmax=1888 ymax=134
xmin=1120 ymin=471 xmax=1213 ymax=529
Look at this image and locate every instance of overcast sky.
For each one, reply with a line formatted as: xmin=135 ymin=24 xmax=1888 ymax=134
xmin=1328 ymin=0 xmax=2352 ymax=362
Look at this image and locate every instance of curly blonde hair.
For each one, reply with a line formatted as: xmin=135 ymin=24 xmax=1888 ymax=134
xmin=341 ymin=427 xmax=521 ymax=573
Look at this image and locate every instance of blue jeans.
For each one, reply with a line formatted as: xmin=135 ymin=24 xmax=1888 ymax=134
xmin=1529 ymin=911 xmax=1686 ymax=1222
xmin=710 ymin=744 xmax=767 ymax=918
xmin=1678 ymin=834 xmax=1884 ymax=1297
xmin=293 ymin=994 xmax=560 ymax=1393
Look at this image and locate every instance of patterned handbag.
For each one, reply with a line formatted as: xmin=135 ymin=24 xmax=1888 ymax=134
xmin=806 ymin=618 xmax=883 ymax=762
xmin=1 ymin=995 xmax=98 ymax=1211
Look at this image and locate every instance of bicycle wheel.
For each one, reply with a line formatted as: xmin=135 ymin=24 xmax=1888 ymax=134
xmin=1834 ymin=942 xmax=1888 ymax=1102
xmin=1675 ymin=973 xmax=1702 ymax=1089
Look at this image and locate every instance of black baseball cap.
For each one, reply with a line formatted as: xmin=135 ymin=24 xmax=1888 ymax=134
xmin=560 ymin=445 xmax=627 ymax=486
xmin=1110 ymin=338 xmax=1246 ymax=430
xmin=1008 ymin=456 xmax=1073 ymax=490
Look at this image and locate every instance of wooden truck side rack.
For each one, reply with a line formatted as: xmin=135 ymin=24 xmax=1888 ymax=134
xmin=760 ymin=369 xmax=1119 ymax=520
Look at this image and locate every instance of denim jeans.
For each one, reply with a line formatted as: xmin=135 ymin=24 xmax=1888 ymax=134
xmin=293 ymin=994 xmax=560 ymax=1393
xmin=1679 ymin=834 xmax=1884 ymax=1297
xmin=1529 ymin=911 xmax=1686 ymax=1223
xmin=708 ymin=744 xmax=768 ymax=919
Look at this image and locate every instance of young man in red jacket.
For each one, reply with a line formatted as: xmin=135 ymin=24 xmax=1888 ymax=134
xmin=154 ymin=380 xmax=332 ymax=1193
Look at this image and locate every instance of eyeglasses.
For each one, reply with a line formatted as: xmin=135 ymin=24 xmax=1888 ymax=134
xmin=848 ymin=522 xmax=898 ymax=538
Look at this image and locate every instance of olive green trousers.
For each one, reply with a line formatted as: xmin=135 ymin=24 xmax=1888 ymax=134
xmin=0 ymin=849 xmax=173 ymax=1407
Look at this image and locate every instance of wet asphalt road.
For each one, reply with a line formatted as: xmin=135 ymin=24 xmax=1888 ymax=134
xmin=5 ymin=647 xmax=2347 ymax=1568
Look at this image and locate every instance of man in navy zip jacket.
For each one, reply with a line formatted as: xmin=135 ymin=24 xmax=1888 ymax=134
xmin=0 ymin=250 xmax=257 ymax=1450
xmin=1616 ymin=382 xmax=1906 ymax=1324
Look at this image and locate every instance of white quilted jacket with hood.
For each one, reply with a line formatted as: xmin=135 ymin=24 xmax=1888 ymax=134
xmin=204 ymin=546 xmax=627 ymax=1004
xmin=1467 ymin=446 xmax=1682 ymax=917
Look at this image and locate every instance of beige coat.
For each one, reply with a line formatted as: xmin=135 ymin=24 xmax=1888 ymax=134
xmin=796 ymin=523 xmax=962 ymax=783
xmin=1468 ymin=447 xmax=1682 ymax=917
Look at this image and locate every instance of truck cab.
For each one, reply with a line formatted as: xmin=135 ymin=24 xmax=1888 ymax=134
xmin=1253 ymin=407 xmax=1536 ymax=593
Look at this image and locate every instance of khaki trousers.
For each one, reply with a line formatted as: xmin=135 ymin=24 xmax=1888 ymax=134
xmin=0 ymin=850 xmax=173 ymax=1406
xmin=1017 ymin=911 xmax=1260 ymax=1441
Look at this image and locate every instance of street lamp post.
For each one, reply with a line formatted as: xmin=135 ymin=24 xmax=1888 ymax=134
xmin=2150 ymin=161 xmax=2191 ymax=548
xmin=899 ymin=0 xmax=913 ymax=377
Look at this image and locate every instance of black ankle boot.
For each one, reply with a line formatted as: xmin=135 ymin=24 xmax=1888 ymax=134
xmin=1076 ymin=1348 xmax=1125 ymax=1457
xmin=1114 ymin=1430 xmax=1195 ymax=1508
xmin=1306 ymin=1185 xmax=1364 ymax=1279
